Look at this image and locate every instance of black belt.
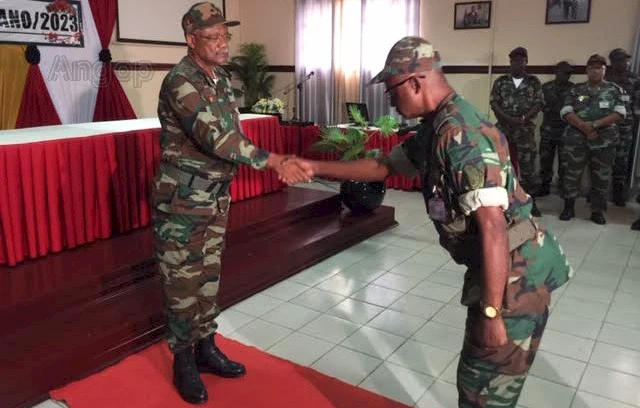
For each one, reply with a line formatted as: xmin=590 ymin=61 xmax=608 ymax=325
xmin=160 ymin=163 xmax=230 ymax=196
xmin=508 ymin=217 xmax=538 ymax=252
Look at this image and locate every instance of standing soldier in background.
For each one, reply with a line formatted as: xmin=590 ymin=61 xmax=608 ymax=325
xmin=151 ymin=2 xmax=309 ymax=404
xmin=605 ymin=48 xmax=640 ymax=206
xmin=490 ymin=47 xmax=544 ymax=217
xmin=559 ymin=54 xmax=626 ymax=225
xmin=538 ymin=61 xmax=574 ymax=197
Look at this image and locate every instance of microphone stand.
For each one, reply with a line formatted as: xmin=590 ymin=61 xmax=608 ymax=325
xmin=289 ymin=71 xmax=314 ymax=123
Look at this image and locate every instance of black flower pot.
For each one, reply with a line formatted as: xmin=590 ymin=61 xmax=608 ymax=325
xmin=339 ymin=180 xmax=386 ymax=214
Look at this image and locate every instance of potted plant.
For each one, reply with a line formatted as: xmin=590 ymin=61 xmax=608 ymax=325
xmin=312 ymin=105 xmax=399 ymax=214
xmin=227 ymin=43 xmax=275 ymax=111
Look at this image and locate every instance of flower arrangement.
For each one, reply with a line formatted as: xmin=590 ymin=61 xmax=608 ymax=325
xmin=313 ymin=105 xmax=399 ymax=160
xmin=251 ymin=97 xmax=285 ymax=114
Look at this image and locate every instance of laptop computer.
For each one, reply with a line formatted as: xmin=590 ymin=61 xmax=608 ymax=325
xmin=345 ymin=102 xmax=370 ymax=123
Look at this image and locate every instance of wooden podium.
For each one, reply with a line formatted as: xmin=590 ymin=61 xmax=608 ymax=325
xmin=0 ymin=187 xmax=397 ymax=408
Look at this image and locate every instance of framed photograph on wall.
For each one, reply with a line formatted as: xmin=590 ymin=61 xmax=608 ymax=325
xmin=545 ymin=0 xmax=591 ymax=24
xmin=454 ymin=1 xmax=492 ymax=30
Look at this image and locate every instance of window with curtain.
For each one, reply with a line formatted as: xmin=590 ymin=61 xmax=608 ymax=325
xmin=295 ymin=0 xmax=420 ymax=125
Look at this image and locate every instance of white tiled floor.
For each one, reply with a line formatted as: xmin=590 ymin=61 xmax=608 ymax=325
xmin=37 ymin=183 xmax=640 ymax=408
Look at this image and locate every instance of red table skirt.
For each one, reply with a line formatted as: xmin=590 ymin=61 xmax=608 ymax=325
xmin=0 ymin=116 xmax=285 ymax=266
xmin=294 ymin=126 xmax=422 ymax=191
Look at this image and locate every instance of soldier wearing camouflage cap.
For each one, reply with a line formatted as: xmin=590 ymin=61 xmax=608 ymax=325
xmin=285 ymin=36 xmax=572 ymax=408
xmin=604 ymin=48 xmax=640 ymax=207
xmin=151 ymin=2 xmax=310 ymax=404
xmin=559 ymin=53 xmax=626 ymax=224
xmin=490 ymin=46 xmax=544 ymax=217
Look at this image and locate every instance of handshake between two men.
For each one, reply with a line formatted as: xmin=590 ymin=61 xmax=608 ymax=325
xmin=270 ymin=155 xmax=393 ymax=186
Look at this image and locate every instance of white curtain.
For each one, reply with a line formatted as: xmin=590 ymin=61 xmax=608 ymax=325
xmin=295 ymin=0 xmax=335 ymax=124
xmin=360 ymin=0 xmax=420 ymax=121
xmin=295 ymin=0 xmax=420 ymax=125
xmin=39 ymin=0 xmax=102 ymax=124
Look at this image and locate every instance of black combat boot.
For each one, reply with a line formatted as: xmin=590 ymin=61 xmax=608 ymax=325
xmin=612 ymin=183 xmax=626 ymax=207
xmin=631 ymin=218 xmax=640 ymax=230
xmin=530 ymin=198 xmax=542 ymax=217
xmin=173 ymin=347 xmax=208 ymax=404
xmin=590 ymin=211 xmax=606 ymax=225
xmin=196 ymin=333 xmax=246 ymax=378
xmin=559 ymin=198 xmax=575 ymax=221
xmin=536 ymin=184 xmax=551 ymax=197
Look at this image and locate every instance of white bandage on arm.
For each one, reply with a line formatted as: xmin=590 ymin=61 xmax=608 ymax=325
xmin=614 ymin=105 xmax=627 ymax=118
xmin=458 ymin=187 xmax=510 ymax=215
xmin=559 ymin=105 xmax=574 ymax=119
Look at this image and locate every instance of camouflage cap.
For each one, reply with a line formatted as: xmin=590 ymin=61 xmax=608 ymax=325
xmin=609 ymin=48 xmax=631 ymax=62
xmin=586 ymin=53 xmax=607 ymax=66
xmin=370 ymin=36 xmax=441 ymax=84
xmin=182 ymin=2 xmax=239 ymax=36
xmin=509 ymin=46 xmax=528 ymax=59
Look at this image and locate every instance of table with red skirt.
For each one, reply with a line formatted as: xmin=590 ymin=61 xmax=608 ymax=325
xmin=0 ymin=115 xmax=420 ymax=266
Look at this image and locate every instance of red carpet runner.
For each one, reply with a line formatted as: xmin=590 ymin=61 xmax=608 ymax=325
xmin=50 ymin=336 xmax=411 ymax=408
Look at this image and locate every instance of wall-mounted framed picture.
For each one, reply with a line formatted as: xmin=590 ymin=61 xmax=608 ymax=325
xmin=545 ymin=0 xmax=591 ymax=25
xmin=454 ymin=1 xmax=492 ymax=30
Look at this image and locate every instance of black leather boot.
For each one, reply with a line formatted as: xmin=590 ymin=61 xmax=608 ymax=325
xmin=612 ymin=183 xmax=626 ymax=207
xmin=536 ymin=184 xmax=550 ymax=197
xmin=196 ymin=333 xmax=246 ymax=378
xmin=173 ymin=347 xmax=207 ymax=404
xmin=530 ymin=198 xmax=542 ymax=217
xmin=559 ymin=198 xmax=575 ymax=221
xmin=590 ymin=211 xmax=606 ymax=225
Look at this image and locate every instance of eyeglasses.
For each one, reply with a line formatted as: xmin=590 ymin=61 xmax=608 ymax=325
xmin=384 ymin=75 xmax=424 ymax=97
xmin=196 ymin=33 xmax=233 ymax=43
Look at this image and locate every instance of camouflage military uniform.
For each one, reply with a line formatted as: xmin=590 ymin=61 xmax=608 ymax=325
xmin=605 ymin=69 xmax=640 ymax=193
xmin=490 ymin=74 xmax=544 ymax=193
xmin=539 ymin=79 xmax=574 ymax=191
xmin=384 ymin=94 xmax=572 ymax=408
xmin=152 ymin=53 xmax=269 ymax=353
xmin=560 ymin=81 xmax=626 ymax=212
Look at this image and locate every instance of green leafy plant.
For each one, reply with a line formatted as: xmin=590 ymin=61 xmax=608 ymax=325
xmin=227 ymin=43 xmax=275 ymax=108
xmin=312 ymin=105 xmax=400 ymax=161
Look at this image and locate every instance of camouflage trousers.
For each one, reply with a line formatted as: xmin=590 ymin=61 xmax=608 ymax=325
xmin=457 ymin=305 xmax=549 ymax=408
xmin=497 ymin=123 xmax=538 ymax=193
xmin=612 ymin=124 xmax=634 ymax=188
xmin=151 ymin=173 xmax=231 ymax=353
xmin=539 ymin=125 xmax=565 ymax=189
xmin=562 ymin=126 xmax=617 ymax=212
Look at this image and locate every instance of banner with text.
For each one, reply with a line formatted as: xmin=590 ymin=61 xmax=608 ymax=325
xmin=0 ymin=0 xmax=84 ymax=47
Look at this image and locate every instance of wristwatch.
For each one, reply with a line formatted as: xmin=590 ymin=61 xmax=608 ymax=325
xmin=479 ymin=301 xmax=502 ymax=319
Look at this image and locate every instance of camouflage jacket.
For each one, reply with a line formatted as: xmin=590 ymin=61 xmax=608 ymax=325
xmin=157 ymin=56 xmax=269 ymax=182
xmin=605 ymin=70 xmax=640 ymax=126
xmin=490 ymin=74 xmax=544 ymax=125
xmin=541 ymin=79 xmax=574 ymax=128
xmin=384 ymin=94 xmax=571 ymax=309
xmin=560 ymin=80 xmax=626 ymax=124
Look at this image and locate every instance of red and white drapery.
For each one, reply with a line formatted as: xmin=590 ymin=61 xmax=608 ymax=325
xmin=1 ymin=0 xmax=136 ymax=130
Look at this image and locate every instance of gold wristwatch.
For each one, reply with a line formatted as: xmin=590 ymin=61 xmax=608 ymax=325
xmin=480 ymin=302 xmax=502 ymax=319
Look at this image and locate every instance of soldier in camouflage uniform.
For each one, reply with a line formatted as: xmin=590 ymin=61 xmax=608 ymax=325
xmin=152 ymin=3 xmax=310 ymax=404
xmin=288 ymin=37 xmax=572 ymax=408
xmin=559 ymin=54 xmax=626 ymax=225
xmin=605 ymin=48 xmax=640 ymax=206
xmin=538 ymin=61 xmax=574 ymax=196
xmin=490 ymin=47 xmax=544 ymax=217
